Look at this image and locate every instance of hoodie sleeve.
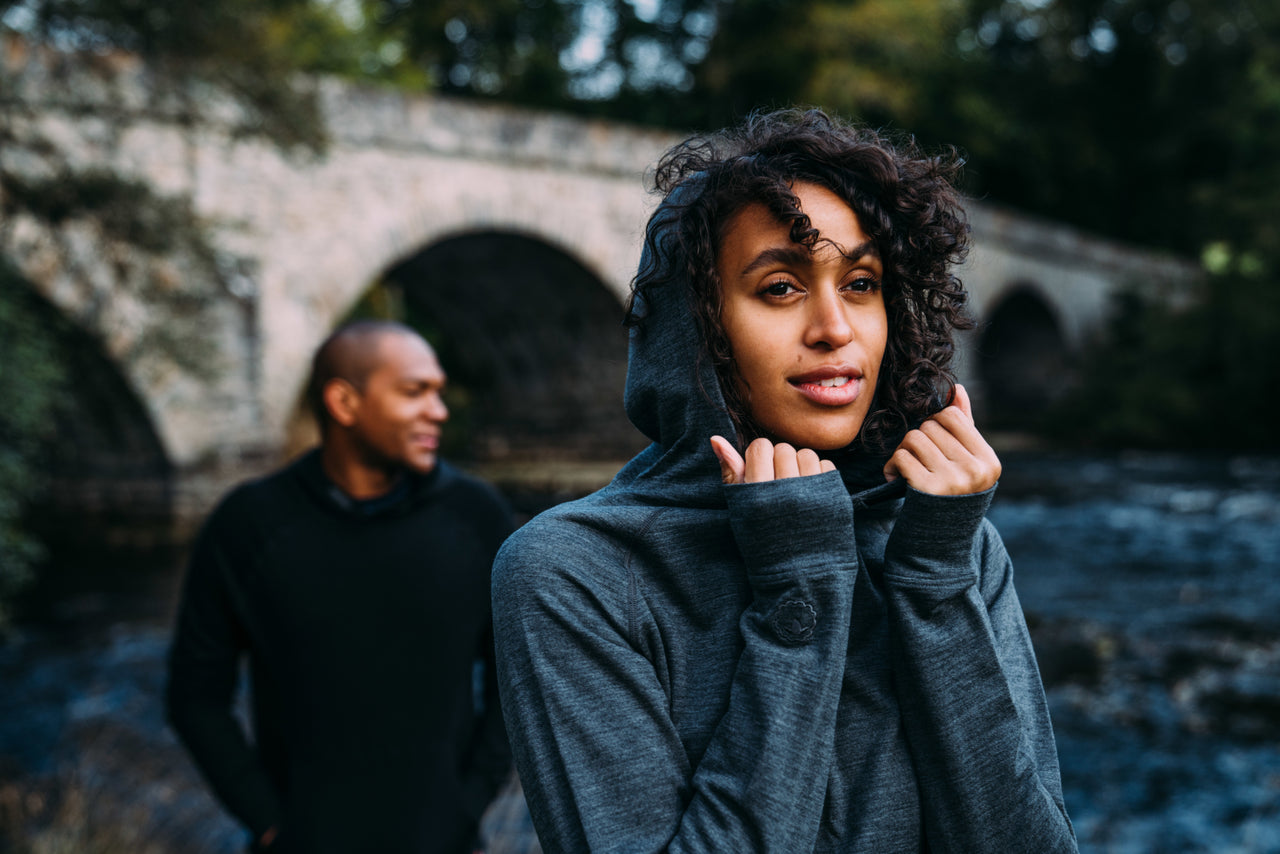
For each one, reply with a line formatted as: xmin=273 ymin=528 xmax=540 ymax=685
xmin=166 ymin=498 xmax=284 ymax=840
xmin=492 ymin=471 xmax=859 ymax=854
xmin=882 ymin=486 xmax=1077 ymax=853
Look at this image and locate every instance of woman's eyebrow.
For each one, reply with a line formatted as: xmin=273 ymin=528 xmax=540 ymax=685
xmin=839 ymin=240 xmax=880 ymax=264
xmin=740 ymin=246 xmax=812 ymax=276
xmin=739 ymin=240 xmax=879 ymax=276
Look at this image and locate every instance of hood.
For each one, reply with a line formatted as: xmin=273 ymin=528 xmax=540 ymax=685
xmin=616 ymin=178 xmax=735 ymax=506
xmin=616 ymin=178 xmax=902 ymax=507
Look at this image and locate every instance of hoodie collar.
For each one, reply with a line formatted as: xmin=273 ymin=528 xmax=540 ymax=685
xmin=292 ymin=448 xmax=452 ymax=518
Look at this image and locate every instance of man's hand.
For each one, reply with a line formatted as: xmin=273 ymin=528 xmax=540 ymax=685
xmin=710 ymin=436 xmax=836 ymax=484
xmin=883 ymin=384 xmax=1001 ymax=496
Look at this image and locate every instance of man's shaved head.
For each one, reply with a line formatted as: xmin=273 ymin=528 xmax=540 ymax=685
xmin=307 ymin=320 xmax=432 ymax=428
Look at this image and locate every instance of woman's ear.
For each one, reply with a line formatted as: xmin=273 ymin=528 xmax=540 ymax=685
xmin=322 ymin=379 xmax=361 ymax=428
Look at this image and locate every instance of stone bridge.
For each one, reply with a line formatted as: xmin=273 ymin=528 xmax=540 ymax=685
xmin=0 ymin=40 xmax=1198 ymax=541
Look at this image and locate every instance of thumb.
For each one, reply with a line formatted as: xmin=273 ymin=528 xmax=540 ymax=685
xmin=951 ymin=383 xmax=974 ymax=423
xmin=709 ymin=435 xmax=745 ymax=484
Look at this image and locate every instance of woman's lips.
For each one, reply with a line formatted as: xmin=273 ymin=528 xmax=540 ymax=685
xmin=789 ymin=366 xmax=864 ymax=406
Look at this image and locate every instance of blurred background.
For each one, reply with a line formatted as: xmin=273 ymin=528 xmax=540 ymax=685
xmin=1 ymin=0 xmax=1278 ymax=851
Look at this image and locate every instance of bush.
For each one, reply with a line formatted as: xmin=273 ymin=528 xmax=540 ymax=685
xmin=0 ymin=263 xmax=69 ymax=627
xmin=1046 ymin=263 xmax=1280 ymax=451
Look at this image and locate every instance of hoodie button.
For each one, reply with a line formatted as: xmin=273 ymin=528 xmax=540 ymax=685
xmin=771 ymin=600 xmax=818 ymax=645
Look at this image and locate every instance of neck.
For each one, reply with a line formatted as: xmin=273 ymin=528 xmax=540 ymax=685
xmin=319 ymin=440 xmax=405 ymax=500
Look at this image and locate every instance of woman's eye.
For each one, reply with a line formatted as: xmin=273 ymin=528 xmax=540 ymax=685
xmin=847 ymin=276 xmax=881 ymax=294
xmin=762 ymin=280 xmax=795 ymax=297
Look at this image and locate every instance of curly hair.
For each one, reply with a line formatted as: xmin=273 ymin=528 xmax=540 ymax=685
xmin=626 ymin=108 xmax=974 ymax=452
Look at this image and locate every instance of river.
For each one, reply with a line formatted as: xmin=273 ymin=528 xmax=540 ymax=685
xmin=1 ymin=450 xmax=1278 ymax=853
xmin=990 ymin=450 xmax=1280 ymax=852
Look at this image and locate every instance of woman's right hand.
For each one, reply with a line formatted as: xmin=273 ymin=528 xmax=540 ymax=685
xmin=882 ymin=383 xmax=1001 ymax=496
xmin=710 ymin=436 xmax=836 ymax=484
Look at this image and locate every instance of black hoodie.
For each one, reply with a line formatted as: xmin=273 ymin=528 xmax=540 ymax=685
xmin=167 ymin=450 xmax=512 ymax=853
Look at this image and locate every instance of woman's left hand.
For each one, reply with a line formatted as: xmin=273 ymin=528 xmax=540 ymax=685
xmin=883 ymin=384 xmax=1002 ymax=496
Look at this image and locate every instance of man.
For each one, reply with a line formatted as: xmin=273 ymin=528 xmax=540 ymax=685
xmin=168 ymin=320 xmax=513 ymax=853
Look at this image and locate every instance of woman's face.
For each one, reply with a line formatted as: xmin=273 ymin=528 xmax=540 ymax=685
xmin=716 ymin=182 xmax=888 ymax=451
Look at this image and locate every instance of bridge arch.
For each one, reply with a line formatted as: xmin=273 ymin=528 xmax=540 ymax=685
xmin=286 ymin=229 xmax=647 ymax=465
xmin=977 ymin=283 xmax=1075 ymax=429
xmin=254 ymin=147 xmax=651 ymax=446
xmin=8 ymin=282 xmax=175 ymax=574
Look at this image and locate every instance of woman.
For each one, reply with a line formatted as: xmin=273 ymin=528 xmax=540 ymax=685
xmin=492 ymin=109 xmax=1077 ymax=853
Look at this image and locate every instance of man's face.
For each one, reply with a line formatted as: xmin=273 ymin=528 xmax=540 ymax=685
xmin=345 ymin=333 xmax=449 ymax=475
xmin=716 ymin=181 xmax=888 ymax=451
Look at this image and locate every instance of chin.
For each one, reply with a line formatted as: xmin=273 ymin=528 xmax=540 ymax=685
xmin=404 ymin=454 xmax=439 ymax=475
xmin=803 ymin=437 xmax=862 ymax=452
xmin=767 ymin=434 xmax=862 ymax=452
xmin=769 ymin=420 xmax=865 ymax=452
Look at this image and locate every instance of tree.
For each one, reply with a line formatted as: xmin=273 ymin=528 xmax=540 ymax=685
xmin=942 ymin=0 xmax=1278 ymax=254
xmin=0 ymin=0 xmax=330 ymax=148
xmin=688 ymin=0 xmax=970 ymax=131
xmin=946 ymin=0 xmax=1280 ymax=448
xmin=339 ymin=0 xmax=720 ymax=120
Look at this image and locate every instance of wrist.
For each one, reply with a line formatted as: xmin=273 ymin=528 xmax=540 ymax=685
xmin=725 ymin=471 xmax=855 ymax=580
xmin=884 ymin=486 xmax=994 ymax=576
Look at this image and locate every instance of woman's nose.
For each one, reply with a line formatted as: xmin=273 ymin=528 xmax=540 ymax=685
xmin=804 ymin=289 xmax=854 ymax=349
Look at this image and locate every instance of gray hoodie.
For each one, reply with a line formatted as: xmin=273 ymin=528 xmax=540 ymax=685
xmin=492 ymin=191 xmax=1076 ymax=853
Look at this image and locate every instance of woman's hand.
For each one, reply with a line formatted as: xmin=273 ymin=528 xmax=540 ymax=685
xmin=883 ymin=384 xmax=1001 ymax=496
xmin=710 ymin=435 xmax=836 ymax=484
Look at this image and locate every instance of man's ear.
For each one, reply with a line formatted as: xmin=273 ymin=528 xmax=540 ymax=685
xmin=323 ymin=379 xmax=361 ymax=428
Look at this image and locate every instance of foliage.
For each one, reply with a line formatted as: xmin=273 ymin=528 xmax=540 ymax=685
xmin=686 ymin=0 xmax=969 ymax=131
xmin=940 ymin=0 xmax=1279 ymax=254
xmin=0 ymin=0 xmax=329 ymax=150
xmin=1046 ymin=260 xmax=1280 ymax=450
xmin=2 ymin=168 xmax=208 ymax=255
xmin=0 ymin=168 xmax=224 ymax=378
xmin=356 ymin=0 xmax=577 ymax=102
xmin=0 ymin=263 xmax=68 ymax=627
xmin=281 ymin=0 xmax=721 ymax=118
